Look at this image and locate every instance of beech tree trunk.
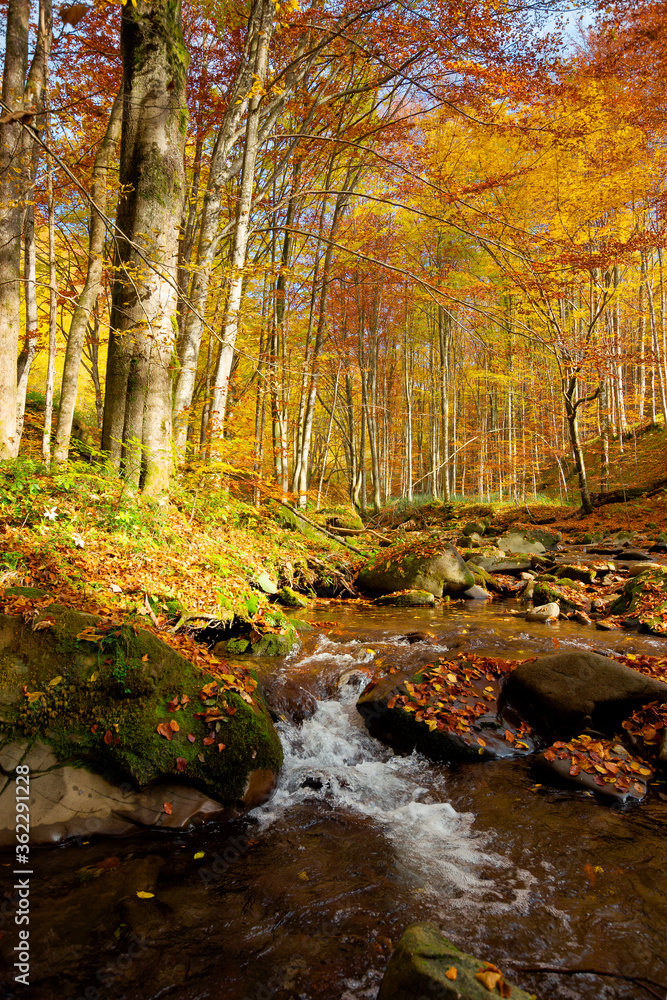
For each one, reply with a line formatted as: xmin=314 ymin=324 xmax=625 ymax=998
xmin=101 ymin=0 xmax=188 ymax=495
xmin=0 ymin=0 xmax=51 ymax=458
xmin=54 ymin=88 xmax=122 ymax=463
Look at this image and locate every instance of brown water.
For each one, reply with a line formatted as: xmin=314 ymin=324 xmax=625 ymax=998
xmin=2 ymin=599 xmax=666 ymax=1000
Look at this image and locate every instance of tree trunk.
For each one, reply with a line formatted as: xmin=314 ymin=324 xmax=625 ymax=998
xmin=54 ymin=88 xmax=122 ymax=463
xmin=0 ymin=0 xmax=51 ymax=458
xmin=206 ymin=2 xmax=273 ymax=445
xmin=42 ymin=113 xmax=57 ymax=466
xmin=101 ymin=0 xmax=188 ymax=495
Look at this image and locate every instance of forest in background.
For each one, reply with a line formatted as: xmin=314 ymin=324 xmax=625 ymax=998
xmin=1 ymin=0 xmax=666 ymax=515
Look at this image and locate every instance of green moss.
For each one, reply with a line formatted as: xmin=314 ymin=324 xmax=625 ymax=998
xmin=0 ymin=606 xmax=282 ymax=803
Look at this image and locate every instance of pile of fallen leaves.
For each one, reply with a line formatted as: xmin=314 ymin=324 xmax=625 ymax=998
xmin=385 ymin=653 xmax=533 ymax=747
xmin=621 ymin=701 xmax=667 ymax=756
xmin=542 ymin=734 xmax=652 ymax=794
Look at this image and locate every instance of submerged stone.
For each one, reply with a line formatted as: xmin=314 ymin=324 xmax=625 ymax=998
xmin=378 ymin=923 xmax=536 ymax=1000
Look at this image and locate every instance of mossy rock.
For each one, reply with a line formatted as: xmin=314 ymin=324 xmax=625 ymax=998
xmin=469 ymin=563 xmax=504 ymax=594
xmin=373 ymin=590 xmax=436 ymax=607
xmin=553 ymin=564 xmax=597 ymax=584
xmin=532 ymin=578 xmax=585 ymax=611
xmin=0 ymin=603 xmax=282 ymax=807
xmin=462 ymin=520 xmax=487 ymax=537
xmin=250 ymin=630 xmax=298 ymax=656
xmin=277 ymin=586 xmax=308 ymax=609
xmin=327 ymin=513 xmax=364 ymax=531
xmin=609 ymin=568 xmax=667 ymax=627
xmin=378 ymin=923 xmax=535 ymax=1000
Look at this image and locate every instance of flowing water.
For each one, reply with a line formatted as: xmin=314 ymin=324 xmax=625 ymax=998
xmin=2 ymin=599 xmax=666 ymax=1000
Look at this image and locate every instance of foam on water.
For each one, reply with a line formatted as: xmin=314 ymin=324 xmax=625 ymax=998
xmin=256 ymin=658 xmax=539 ymax=919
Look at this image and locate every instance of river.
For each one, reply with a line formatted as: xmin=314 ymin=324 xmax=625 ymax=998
xmin=2 ymin=599 xmax=666 ymax=1000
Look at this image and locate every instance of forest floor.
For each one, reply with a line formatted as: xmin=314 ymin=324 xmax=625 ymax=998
xmin=1 ymin=408 xmax=664 ymax=646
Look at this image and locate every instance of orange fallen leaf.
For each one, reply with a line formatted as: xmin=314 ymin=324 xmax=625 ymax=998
xmin=163 ymin=802 xmax=173 ymax=815
xmin=157 ymin=722 xmax=173 ymax=740
xmin=445 ymin=967 xmax=457 ymax=981
xmin=475 ymin=969 xmax=502 ymax=991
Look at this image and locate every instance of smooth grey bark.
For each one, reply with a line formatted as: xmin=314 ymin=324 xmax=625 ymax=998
xmin=53 ymin=87 xmax=122 ymax=463
xmin=42 ymin=114 xmax=57 ymax=465
xmin=0 ymin=0 xmax=51 ymax=458
xmin=207 ymin=2 xmax=273 ymax=443
xmin=101 ymin=0 xmax=188 ymax=495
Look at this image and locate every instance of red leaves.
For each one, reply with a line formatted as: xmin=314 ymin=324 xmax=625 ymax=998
xmin=103 ymin=730 xmax=113 ymax=745
xmin=175 ymin=757 xmax=187 ymax=772
xmin=167 ymin=693 xmax=191 ymax=712
xmin=163 ymin=802 xmax=173 ymax=815
xmin=202 ymin=735 xmax=215 ymax=745
xmin=187 ymin=733 xmax=196 ymax=743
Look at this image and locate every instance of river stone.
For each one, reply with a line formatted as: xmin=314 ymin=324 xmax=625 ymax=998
xmin=534 ymin=737 xmax=651 ymax=803
xmin=525 ymin=602 xmax=559 ymax=623
xmin=0 ymin=741 xmax=275 ymax=846
xmin=356 ymin=533 xmax=474 ymax=598
xmin=618 ymin=548 xmax=652 ymax=561
xmin=487 ymin=558 xmax=533 ymax=575
xmin=503 ymin=651 xmax=667 ymax=739
xmin=497 ymin=531 xmax=546 ymax=554
xmin=463 ymin=520 xmax=487 ymax=537
xmin=277 ymin=585 xmax=308 ymax=608
xmin=373 ymin=590 xmax=436 ymax=607
xmin=254 ymin=571 xmax=278 ymax=594
xmin=0 ymin=602 xmax=282 ymax=841
xmin=462 ymin=585 xmax=491 ymax=601
xmin=627 ymin=562 xmax=664 ymax=577
xmin=553 ymin=563 xmax=597 ymax=584
xmin=610 ymin=567 xmax=667 ymax=619
xmin=377 ymin=923 xmax=535 ymax=1000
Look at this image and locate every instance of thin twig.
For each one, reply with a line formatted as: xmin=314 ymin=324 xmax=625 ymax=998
xmin=515 ymin=964 xmax=666 ymax=999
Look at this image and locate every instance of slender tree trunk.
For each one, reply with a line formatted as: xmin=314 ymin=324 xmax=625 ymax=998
xmin=207 ymin=4 xmax=273 ymax=445
xmin=53 ymin=88 xmax=122 ymax=462
xmin=42 ymin=113 xmax=57 ymax=465
xmin=0 ymin=0 xmax=51 ymax=457
xmin=101 ymin=0 xmax=188 ymax=494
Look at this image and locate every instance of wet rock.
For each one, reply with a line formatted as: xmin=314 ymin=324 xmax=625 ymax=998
xmin=0 ymin=741 xmax=272 ymax=846
xmin=462 ymin=585 xmax=492 ymax=601
xmin=535 ymin=735 xmax=652 ymax=803
xmin=373 ymin=589 xmax=436 ymax=607
xmin=357 ymin=533 xmax=474 ymax=598
xmin=503 ymin=650 xmax=667 ymax=740
xmin=277 ymin=586 xmax=308 ymax=608
xmin=357 ymin=661 xmax=536 ymax=763
xmin=660 ymin=729 xmax=667 ymax=770
xmin=572 ymin=609 xmax=593 ymax=626
xmin=595 ymin=618 xmax=619 ymax=631
xmin=532 ymin=577 xmax=586 ymax=612
xmin=260 ymin=674 xmax=318 ymax=724
xmin=650 ymin=541 xmax=667 ymax=554
xmin=530 ymin=553 xmax=554 ymax=570
xmin=618 ymin=548 xmax=652 ymax=561
xmin=627 ymin=562 xmax=664 ymax=577
xmin=553 ymin=563 xmax=597 ymax=584
xmin=525 ymin=602 xmax=559 ymax=623
xmin=378 ymin=922 xmax=535 ymax=1000
xmin=485 ymin=558 xmax=533 ymax=574
xmin=467 ymin=562 xmax=506 ymax=594
xmin=0 ymin=602 xmax=282 ymax=843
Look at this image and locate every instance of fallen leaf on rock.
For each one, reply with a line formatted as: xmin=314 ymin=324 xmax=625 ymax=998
xmin=202 ymin=735 xmax=215 ymax=745
xmin=163 ymin=802 xmax=173 ymax=815
xmin=136 ymin=891 xmax=155 ymax=899
xmin=187 ymin=733 xmax=195 ymax=743
xmin=175 ymin=757 xmax=187 ymax=772
xmin=217 ymin=742 xmax=226 ymax=752
xmin=194 ymin=851 xmax=205 ymax=859
xmin=48 ymin=675 xmax=62 ymax=686
xmin=499 ymin=980 xmax=512 ymax=997
xmin=157 ymin=722 xmax=174 ymax=740
xmin=475 ymin=969 xmax=502 ymax=990
xmin=103 ymin=730 xmax=113 ymax=745
xmin=445 ymin=967 xmax=457 ymax=981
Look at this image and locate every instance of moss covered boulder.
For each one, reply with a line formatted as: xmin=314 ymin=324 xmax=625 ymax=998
xmin=532 ymin=576 xmax=587 ymax=612
xmin=609 ymin=567 xmax=667 ymax=633
xmin=0 ymin=597 xmax=282 ymax=843
xmin=357 ymin=533 xmax=474 ymax=598
xmin=378 ymin=923 xmax=536 ymax=1000
xmin=373 ymin=590 xmax=436 ymax=607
